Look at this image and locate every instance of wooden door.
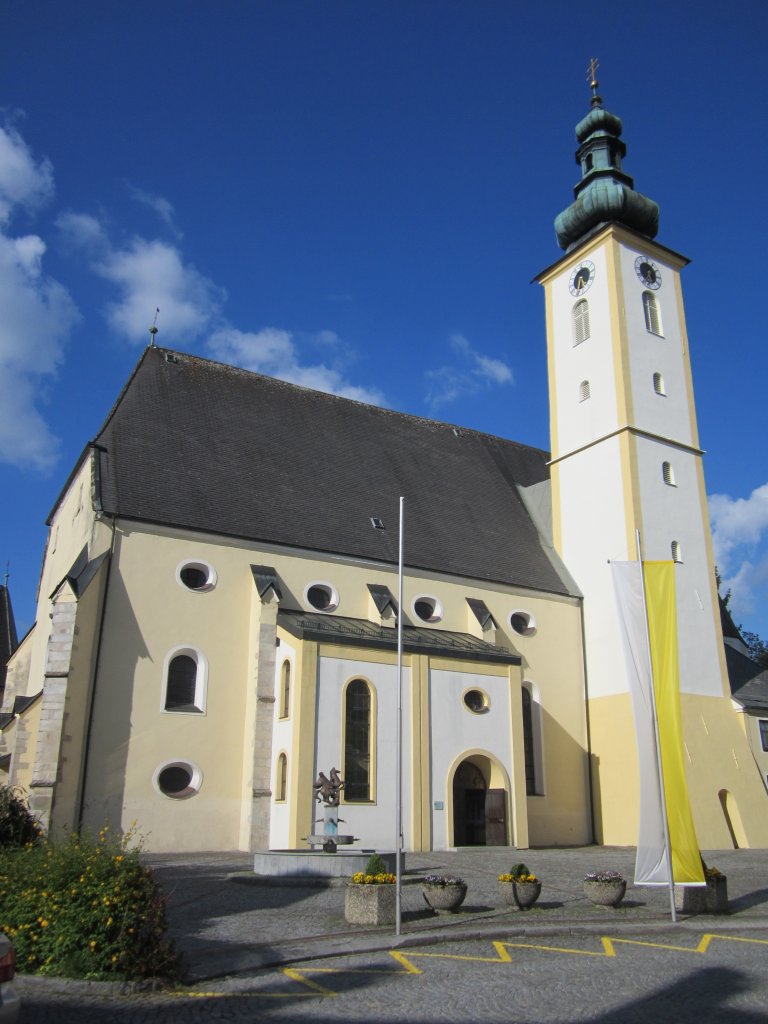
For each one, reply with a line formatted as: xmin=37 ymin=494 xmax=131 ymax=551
xmin=485 ymin=788 xmax=508 ymax=846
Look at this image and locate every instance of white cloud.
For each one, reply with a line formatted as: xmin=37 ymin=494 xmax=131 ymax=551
xmin=56 ymin=211 xmax=108 ymax=252
xmin=426 ymin=333 xmax=514 ymax=409
xmin=710 ymin=483 xmax=768 ymax=627
xmin=125 ymin=183 xmax=182 ymax=238
xmin=0 ymin=122 xmax=54 ymax=225
xmin=0 ymin=122 xmax=79 ymax=472
xmin=208 ymin=327 xmax=386 ymax=405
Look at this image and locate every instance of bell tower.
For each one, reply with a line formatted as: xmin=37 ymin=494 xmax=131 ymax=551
xmin=536 ymin=63 xmax=768 ymax=847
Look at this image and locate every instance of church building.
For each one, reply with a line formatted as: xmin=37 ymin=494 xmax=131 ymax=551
xmin=3 ymin=80 xmax=767 ymax=854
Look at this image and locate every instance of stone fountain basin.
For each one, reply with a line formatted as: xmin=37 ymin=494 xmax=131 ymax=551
xmin=253 ymin=849 xmax=401 ymax=878
xmin=306 ymin=834 xmax=355 ymax=845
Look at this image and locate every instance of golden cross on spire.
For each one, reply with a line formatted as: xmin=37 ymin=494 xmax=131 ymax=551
xmin=589 ymin=57 xmax=602 ymax=104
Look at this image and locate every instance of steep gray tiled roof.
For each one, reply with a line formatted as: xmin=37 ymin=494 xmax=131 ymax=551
xmin=0 ymin=585 xmax=18 ymax=691
xmin=92 ymin=347 xmax=575 ymax=596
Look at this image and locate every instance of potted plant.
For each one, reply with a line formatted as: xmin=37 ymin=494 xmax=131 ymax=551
xmin=704 ymin=865 xmax=728 ymax=913
xmin=675 ymin=862 xmax=728 ymax=914
xmin=498 ymin=862 xmax=541 ymax=910
xmin=344 ymin=854 xmax=397 ymax=925
xmin=583 ymin=870 xmax=626 ymax=907
xmin=422 ymin=874 xmax=467 ymax=914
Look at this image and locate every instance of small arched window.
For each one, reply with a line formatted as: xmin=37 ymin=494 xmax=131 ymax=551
xmin=579 ymin=379 xmax=591 ymax=402
xmin=276 ymin=753 xmax=287 ymax=801
xmin=572 ymin=299 xmax=590 ymax=345
xmin=163 ymin=648 xmax=207 ymax=713
xmin=671 ymin=541 xmax=682 ymax=563
xmin=344 ymin=679 xmax=373 ymax=802
xmin=653 ymin=372 xmax=666 ymax=396
xmin=521 ymin=683 xmax=544 ymax=796
xmin=279 ymin=660 xmax=291 ymax=719
xmin=643 ymin=291 xmax=663 ymax=336
xmin=662 ymin=462 xmax=676 ymax=486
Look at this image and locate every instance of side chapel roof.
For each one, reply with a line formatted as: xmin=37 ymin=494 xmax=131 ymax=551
xmin=89 ymin=347 xmax=574 ymax=597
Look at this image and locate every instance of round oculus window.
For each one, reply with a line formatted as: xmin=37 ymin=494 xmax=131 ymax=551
xmin=510 ymin=611 xmax=537 ymax=637
xmin=413 ymin=596 xmax=442 ymax=623
xmin=305 ymin=583 xmax=339 ymax=612
xmin=154 ymin=761 xmax=202 ymax=799
xmin=176 ymin=560 xmax=216 ymax=592
xmin=463 ymin=689 xmax=488 ymax=713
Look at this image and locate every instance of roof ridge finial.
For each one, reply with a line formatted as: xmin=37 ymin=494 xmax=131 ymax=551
xmin=587 ymin=57 xmax=602 ymax=108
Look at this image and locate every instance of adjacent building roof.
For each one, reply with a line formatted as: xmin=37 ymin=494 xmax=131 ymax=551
xmin=278 ymin=611 xmax=521 ymax=665
xmin=90 ymin=347 xmax=575 ymax=597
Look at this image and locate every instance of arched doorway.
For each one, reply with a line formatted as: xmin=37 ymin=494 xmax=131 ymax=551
xmin=451 ymin=755 xmax=508 ymax=846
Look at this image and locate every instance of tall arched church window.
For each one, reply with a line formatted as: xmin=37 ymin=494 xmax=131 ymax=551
xmin=343 ymin=679 xmax=373 ymax=802
xmin=643 ymin=291 xmax=663 ymax=336
xmin=276 ymin=753 xmax=287 ymax=801
xmin=572 ymin=299 xmax=590 ymax=345
xmin=521 ymin=683 xmax=543 ymax=796
xmin=279 ymin=660 xmax=291 ymax=719
xmin=163 ymin=648 xmax=207 ymax=713
xmin=579 ymin=379 xmax=591 ymax=402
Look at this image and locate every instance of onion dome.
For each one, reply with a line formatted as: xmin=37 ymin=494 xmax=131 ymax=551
xmin=554 ymin=69 xmax=659 ymax=251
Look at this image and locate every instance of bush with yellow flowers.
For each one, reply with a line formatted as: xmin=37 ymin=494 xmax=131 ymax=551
xmin=0 ymin=826 xmax=177 ymax=981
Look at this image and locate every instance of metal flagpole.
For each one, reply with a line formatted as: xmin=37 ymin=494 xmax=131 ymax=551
xmin=395 ymin=496 xmax=404 ymax=936
xmin=636 ymin=529 xmax=677 ymax=924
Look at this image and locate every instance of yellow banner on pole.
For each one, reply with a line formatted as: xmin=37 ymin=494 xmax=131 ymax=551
xmin=644 ymin=561 xmax=704 ymax=885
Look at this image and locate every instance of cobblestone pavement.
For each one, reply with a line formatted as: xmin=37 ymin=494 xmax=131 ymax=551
xmin=15 ymin=845 xmax=768 ymax=1020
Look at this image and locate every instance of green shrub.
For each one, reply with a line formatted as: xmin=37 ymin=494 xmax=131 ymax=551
xmin=364 ymin=853 xmax=389 ymax=876
xmin=0 ymin=786 xmax=42 ymax=848
xmin=509 ymin=862 xmax=530 ymax=878
xmin=0 ymin=826 xmax=177 ymax=981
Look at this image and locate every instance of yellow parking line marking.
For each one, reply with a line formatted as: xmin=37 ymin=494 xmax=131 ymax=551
xmin=170 ymin=933 xmax=768 ymax=1000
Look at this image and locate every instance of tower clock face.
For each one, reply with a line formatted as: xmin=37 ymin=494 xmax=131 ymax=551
xmin=569 ymin=260 xmax=595 ymax=296
xmin=635 ymin=256 xmax=662 ymax=290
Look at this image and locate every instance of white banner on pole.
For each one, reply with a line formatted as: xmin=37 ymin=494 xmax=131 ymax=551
xmin=611 ymin=561 xmax=670 ymax=885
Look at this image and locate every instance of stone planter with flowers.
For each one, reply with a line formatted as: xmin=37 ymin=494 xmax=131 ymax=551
xmin=422 ymin=875 xmax=467 ymax=915
xmin=345 ymin=854 xmax=397 ymax=925
xmin=583 ymin=870 xmax=626 ymax=907
xmin=498 ymin=862 xmax=542 ymax=910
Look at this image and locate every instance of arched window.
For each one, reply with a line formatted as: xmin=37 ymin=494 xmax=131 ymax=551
xmin=643 ymin=291 xmax=663 ymax=336
xmin=579 ymin=379 xmax=591 ymax=402
xmin=276 ymin=753 xmax=287 ymax=801
xmin=671 ymin=540 xmax=682 ymax=563
xmin=163 ymin=648 xmax=207 ymax=713
xmin=343 ymin=679 xmax=373 ymax=802
xmin=653 ymin=372 xmax=666 ymax=396
xmin=572 ymin=299 xmax=590 ymax=345
xmin=279 ymin=660 xmax=291 ymax=719
xmin=662 ymin=461 xmax=676 ymax=486
xmin=522 ymin=683 xmax=544 ymax=796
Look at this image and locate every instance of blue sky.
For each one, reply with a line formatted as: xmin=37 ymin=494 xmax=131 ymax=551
xmin=1 ymin=0 xmax=767 ymax=643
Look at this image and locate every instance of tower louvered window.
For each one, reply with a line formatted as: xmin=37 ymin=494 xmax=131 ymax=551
xmin=579 ymin=379 xmax=591 ymax=402
xmin=572 ymin=299 xmax=590 ymax=345
xmin=671 ymin=541 xmax=682 ymax=563
xmin=662 ymin=462 xmax=675 ymax=486
xmin=653 ymin=372 xmax=666 ymax=395
xmin=643 ymin=291 xmax=663 ymax=336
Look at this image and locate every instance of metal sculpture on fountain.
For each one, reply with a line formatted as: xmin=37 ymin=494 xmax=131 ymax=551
xmin=308 ymin=767 xmax=355 ymax=852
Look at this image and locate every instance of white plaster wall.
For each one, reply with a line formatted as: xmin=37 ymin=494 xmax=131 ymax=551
xmin=269 ymin=640 xmax=296 ymax=849
xmin=316 ymin=656 xmax=412 ymax=851
xmin=618 ymin=243 xmax=696 ymax=446
xmin=634 ymin=438 xmax=724 ymax=697
xmin=557 ymin=438 xmax=631 ymax=698
xmin=549 ymin=247 xmax=619 ymax=456
xmin=428 ymin=668 xmax=512 ymax=848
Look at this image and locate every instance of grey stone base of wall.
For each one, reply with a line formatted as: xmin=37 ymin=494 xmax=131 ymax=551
xmin=253 ymin=850 xmax=401 ymax=878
